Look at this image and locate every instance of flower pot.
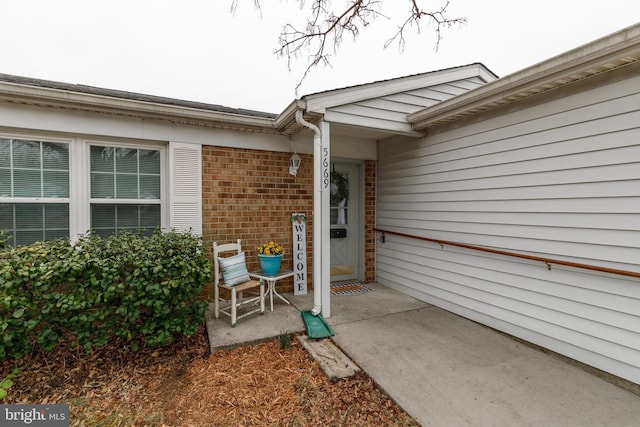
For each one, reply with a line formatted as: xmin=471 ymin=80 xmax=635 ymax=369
xmin=258 ymin=254 xmax=283 ymax=275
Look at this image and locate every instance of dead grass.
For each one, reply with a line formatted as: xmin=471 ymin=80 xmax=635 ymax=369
xmin=1 ymin=327 xmax=418 ymax=426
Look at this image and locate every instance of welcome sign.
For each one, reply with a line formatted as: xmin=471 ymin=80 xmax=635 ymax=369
xmin=291 ymin=213 xmax=307 ymax=295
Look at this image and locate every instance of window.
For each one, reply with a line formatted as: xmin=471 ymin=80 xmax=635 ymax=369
xmin=330 ymin=171 xmax=349 ymax=225
xmin=0 ymin=138 xmax=70 ymax=246
xmin=89 ymin=145 xmax=161 ymax=237
xmin=0 ymin=136 xmax=199 ymax=246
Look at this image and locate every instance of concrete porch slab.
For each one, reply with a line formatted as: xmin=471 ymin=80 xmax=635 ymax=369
xmin=331 ymin=305 xmax=640 ymax=426
xmin=206 ymin=282 xmax=424 ymax=352
xmin=286 ymin=282 xmax=430 ymax=326
xmin=205 ymin=282 xmax=640 ymax=426
xmin=205 ymin=300 xmax=305 ymax=352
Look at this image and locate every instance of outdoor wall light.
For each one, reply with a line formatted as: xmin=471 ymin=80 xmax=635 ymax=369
xmin=289 ymin=153 xmax=301 ymax=176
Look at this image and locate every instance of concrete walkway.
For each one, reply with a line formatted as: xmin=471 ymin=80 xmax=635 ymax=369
xmin=205 ymin=283 xmax=640 ymax=426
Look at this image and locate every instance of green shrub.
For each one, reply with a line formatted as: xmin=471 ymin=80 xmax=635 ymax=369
xmin=278 ymin=329 xmax=291 ymax=350
xmin=0 ymin=230 xmax=211 ymax=360
xmin=0 ymin=368 xmax=19 ymax=400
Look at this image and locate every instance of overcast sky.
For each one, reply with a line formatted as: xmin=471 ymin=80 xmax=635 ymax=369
xmin=1 ymin=1 xmax=639 ymax=113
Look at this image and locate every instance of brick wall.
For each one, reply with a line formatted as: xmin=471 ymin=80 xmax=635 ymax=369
xmin=202 ymin=146 xmax=313 ymax=296
xmin=364 ymin=160 xmax=376 ymax=282
xmin=202 ymin=145 xmax=376 ymax=296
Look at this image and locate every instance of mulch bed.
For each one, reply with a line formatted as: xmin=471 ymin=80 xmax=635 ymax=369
xmin=1 ymin=327 xmax=418 ymax=426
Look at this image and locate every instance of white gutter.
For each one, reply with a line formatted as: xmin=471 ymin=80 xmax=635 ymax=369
xmin=0 ymin=80 xmax=278 ymax=132
xmin=295 ymin=109 xmax=322 ymax=316
xmin=408 ymin=23 xmax=640 ymax=130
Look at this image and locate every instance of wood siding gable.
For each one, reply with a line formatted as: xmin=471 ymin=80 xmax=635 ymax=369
xmin=324 ymin=77 xmax=487 ymax=136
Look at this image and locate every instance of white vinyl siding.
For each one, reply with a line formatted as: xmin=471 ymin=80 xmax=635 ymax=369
xmin=325 ymin=77 xmax=487 ymax=135
xmin=376 ymin=73 xmax=640 ymax=384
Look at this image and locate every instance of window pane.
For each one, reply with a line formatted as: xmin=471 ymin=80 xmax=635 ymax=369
xmin=139 ymin=149 xmax=160 ymax=174
xmin=91 ymin=204 xmax=115 ymax=229
xmin=3 ymin=140 xmax=69 ymax=200
xmin=1 ymin=139 xmax=70 ymax=247
xmin=44 ymin=203 xmax=69 ymax=241
xmin=14 ymin=204 xmax=44 ymax=242
xmin=140 ymin=205 xmax=161 ymax=227
xmin=91 ymin=173 xmax=115 ymax=198
xmin=91 ymin=203 xmax=160 ymax=237
xmin=0 ymin=203 xmax=12 ymax=230
xmin=13 ymin=140 xmax=40 ymax=169
xmin=42 ymin=142 xmax=69 ymax=170
xmin=117 ymin=205 xmax=139 ymax=228
xmin=13 ymin=169 xmax=41 ymax=197
xmin=91 ymin=204 xmax=116 ymax=239
xmin=45 ymin=204 xmax=69 ymax=229
xmin=0 ymin=168 xmax=10 ymax=197
xmin=45 ymin=228 xmax=69 ymax=241
xmin=0 ymin=203 xmax=69 ymax=247
xmin=43 ymin=171 xmax=69 ymax=198
xmin=15 ymin=230 xmax=43 ymax=246
xmin=116 ymin=148 xmax=138 ymax=174
xmin=90 ymin=146 xmax=114 ymax=173
xmin=92 ymin=229 xmax=113 ymax=239
xmin=15 ymin=204 xmax=43 ymax=229
xmin=139 ymin=175 xmax=160 ymax=199
xmin=91 ymin=146 xmax=160 ymax=201
xmin=89 ymin=145 xmax=161 ymax=238
xmin=115 ymin=174 xmax=138 ymax=198
xmin=0 ymin=139 xmax=10 ymax=167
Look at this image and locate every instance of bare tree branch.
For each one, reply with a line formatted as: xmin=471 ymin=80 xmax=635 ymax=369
xmin=230 ymin=0 xmax=261 ymax=15
xmin=232 ymin=1 xmax=466 ymax=92
xmin=384 ymin=0 xmax=466 ymax=52
xmin=275 ymin=1 xmax=385 ymax=93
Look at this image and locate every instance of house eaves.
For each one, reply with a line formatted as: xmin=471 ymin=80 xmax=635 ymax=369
xmin=409 ymin=23 xmax=640 ymax=131
xmin=0 ymin=73 xmax=280 ymax=134
xmin=302 ymin=63 xmax=496 ymax=114
xmin=274 ymin=63 xmax=498 ymax=136
xmin=274 ymin=99 xmax=316 ymax=134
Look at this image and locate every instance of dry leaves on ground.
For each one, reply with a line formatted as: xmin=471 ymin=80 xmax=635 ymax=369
xmin=1 ymin=327 xmax=418 ymax=426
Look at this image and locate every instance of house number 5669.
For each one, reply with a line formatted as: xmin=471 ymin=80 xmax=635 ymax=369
xmin=322 ymin=147 xmax=329 ymax=189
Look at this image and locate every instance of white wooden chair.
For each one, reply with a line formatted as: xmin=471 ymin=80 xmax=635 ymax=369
xmin=214 ymin=239 xmax=265 ymax=326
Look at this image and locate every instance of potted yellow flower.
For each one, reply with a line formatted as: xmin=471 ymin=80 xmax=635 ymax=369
xmin=256 ymin=241 xmax=285 ymax=275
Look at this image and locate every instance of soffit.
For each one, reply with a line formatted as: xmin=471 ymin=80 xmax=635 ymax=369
xmin=409 ymin=24 xmax=640 ymax=130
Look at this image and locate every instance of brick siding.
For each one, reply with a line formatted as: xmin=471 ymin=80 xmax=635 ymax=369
xmin=364 ymin=160 xmax=377 ymax=282
xmin=202 ymin=145 xmax=376 ymax=296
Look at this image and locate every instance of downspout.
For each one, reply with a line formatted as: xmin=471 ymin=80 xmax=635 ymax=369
xmin=295 ymin=109 xmax=322 ymax=316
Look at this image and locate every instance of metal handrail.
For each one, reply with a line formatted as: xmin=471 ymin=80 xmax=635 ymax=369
xmin=373 ymin=228 xmax=640 ymax=280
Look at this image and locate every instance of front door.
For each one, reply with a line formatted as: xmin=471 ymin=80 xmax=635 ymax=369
xmin=329 ymin=161 xmax=360 ymax=281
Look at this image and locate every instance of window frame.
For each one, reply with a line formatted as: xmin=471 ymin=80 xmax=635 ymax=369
xmin=0 ymin=133 xmax=168 ymax=245
xmin=85 ymin=140 xmax=167 ymax=238
xmin=0 ymin=134 xmax=72 ymax=246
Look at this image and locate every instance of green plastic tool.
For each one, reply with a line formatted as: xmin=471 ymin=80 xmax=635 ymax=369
xmin=301 ymin=310 xmax=334 ymax=339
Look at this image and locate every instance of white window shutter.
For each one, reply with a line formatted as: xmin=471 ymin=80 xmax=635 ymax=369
xmin=169 ymin=142 xmax=202 ymax=235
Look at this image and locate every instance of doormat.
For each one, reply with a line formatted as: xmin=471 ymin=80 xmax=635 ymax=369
xmin=330 ymin=281 xmax=372 ymax=296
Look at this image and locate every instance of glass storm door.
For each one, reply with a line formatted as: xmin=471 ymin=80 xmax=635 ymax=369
xmin=329 ymin=161 xmax=360 ymax=281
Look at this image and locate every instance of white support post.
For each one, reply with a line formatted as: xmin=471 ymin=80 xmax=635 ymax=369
xmin=319 ymin=120 xmax=331 ymax=318
xmin=294 ymin=110 xmax=331 ymax=318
